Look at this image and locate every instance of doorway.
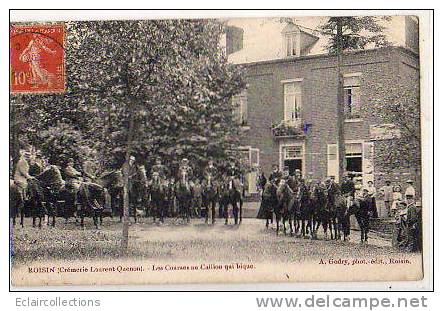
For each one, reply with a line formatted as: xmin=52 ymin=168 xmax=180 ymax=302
xmin=283 ymin=159 xmax=302 ymax=176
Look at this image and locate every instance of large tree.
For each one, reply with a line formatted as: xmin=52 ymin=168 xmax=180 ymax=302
xmin=11 ymin=19 xmax=245 ymax=251
xmin=317 ymin=16 xmax=391 ymax=179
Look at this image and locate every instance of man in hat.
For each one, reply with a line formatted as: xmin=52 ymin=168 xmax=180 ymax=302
xmin=407 ymin=200 xmax=422 ymax=252
xmin=203 ymin=157 xmax=218 ymax=180
xmin=177 ymin=158 xmax=194 ymax=180
xmin=151 ymin=156 xmax=169 ymax=180
xmin=380 ymin=179 xmax=394 ymax=217
xmin=269 ymin=164 xmax=282 ymax=183
xmin=404 ymin=179 xmax=416 ymax=199
xmin=340 ymin=172 xmax=356 ymax=198
xmin=14 ymin=149 xmax=33 ymax=199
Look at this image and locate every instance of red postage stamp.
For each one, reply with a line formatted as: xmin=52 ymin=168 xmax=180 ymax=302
xmin=10 ymin=24 xmax=65 ymax=93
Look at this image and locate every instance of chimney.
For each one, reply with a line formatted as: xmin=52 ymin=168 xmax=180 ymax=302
xmin=225 ymin=25 xmax=244 ymax=55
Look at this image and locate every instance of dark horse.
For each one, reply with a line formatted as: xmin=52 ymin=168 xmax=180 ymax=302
xmin=293 ymin=181 xmax=314 ymax=238
xmin=77 ymin=182 xmax=105 ymax=229
xmin=347 ymin=194 xmax=372 ymax=244
xmin=202 ymin=174 xmax=218 ymax=224
xmin=219 ymin=176 xmax=243 ymax=225
xmin=10 ymin=180 xmax=24 ymax=227
xmin=275 ymin=179 xmax=294 ymax=236
xmin=100 ymin=170 xmax=138 ymax=222
xmin=175 ymin=170 xmax=193 ymax=223
xmin=26 ymin=178 xmax=46 ymax=228
xmin=148 ymin=174 xmax=166 ymax=223
xmin=311 ymin=184 xmax=332 ymax=238
xmin=257 ymin=181 xmax=278 ymax=229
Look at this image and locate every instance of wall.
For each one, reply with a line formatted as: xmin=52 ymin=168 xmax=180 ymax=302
xmin=239 ymin=47 xmax=420 ymax=184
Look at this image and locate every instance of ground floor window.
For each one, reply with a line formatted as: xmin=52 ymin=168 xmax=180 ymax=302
xmin=345 ymin=142 xmax=362 ymax=178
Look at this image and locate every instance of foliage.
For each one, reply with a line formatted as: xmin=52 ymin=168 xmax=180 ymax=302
xmin=10 ymin=19 xmax=246 ymax=176
xmin=363 ymin=76 xmax=421 ymax=170
xmin=318 ymin=16 xmax=391 ymax=54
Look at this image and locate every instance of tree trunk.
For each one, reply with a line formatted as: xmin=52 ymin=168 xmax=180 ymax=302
xmin=336 ymin=18 xmax=346 ymax=181
xmin=121 ymin=103 xmax=136 ymax=254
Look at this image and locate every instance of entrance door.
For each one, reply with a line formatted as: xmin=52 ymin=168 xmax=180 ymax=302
xmin=283 ymin=159 xmax=302 ymax=176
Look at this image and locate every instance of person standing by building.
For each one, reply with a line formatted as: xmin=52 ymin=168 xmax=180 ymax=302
xmin=365 ymin=180 xmax=378 ymax=218
xmin=257 ymin=167 xmax=267 ymax=195
xmin=406 ymin=198 xmax=422 ymax=252
xmin=380 ymin=180 xmax=394 ymax=217
xmin=404 ymin=179 xmax=416 ymax=200
xmin=391 ymin=185 xmax=403 ymax=215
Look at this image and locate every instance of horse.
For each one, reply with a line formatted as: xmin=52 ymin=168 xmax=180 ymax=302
xmin=257 ymin=181 xmax=278 ymax=229
xmin=332 ymin=193 xmax=348 ymax=241
xmin=26 ymin=178 xmax=46 ymax=228
xmin=38 ymin=165 xmax=65 ymax=227
xmin=320 ymin=183 xmax=341 ymax=240
xmin=202 ymin=174 xmax=218 ymax=224
xmin=275 ymin=179 xmax=295 ymax=236
xmin=219 ymin=176 xmax=243 ymax=225
xmin=347 ymin=194 xmax=372 ymax=244
xmin=77 ymin=182 xmax=106 ymax=229
xmin=293 ymin=181 xmax=314 ymax=238
xmin=148 ymin=174 xmax=166 ymax=223
xmin=175 ymin=170 xmax=194 ymax=223
xmin=10 ymin=180 xmax=24 ymax=227
xmin=311 ymin=185 xmax=332 ymax=238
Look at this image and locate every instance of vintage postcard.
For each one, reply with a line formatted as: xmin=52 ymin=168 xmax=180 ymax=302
xmin=9 ymin=11 xmax=432 ymax=288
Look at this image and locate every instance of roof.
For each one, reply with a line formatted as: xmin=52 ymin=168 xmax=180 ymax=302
xmin=226 ymin=16 xmax=416 ymax=65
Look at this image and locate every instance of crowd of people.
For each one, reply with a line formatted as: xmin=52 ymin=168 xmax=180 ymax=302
xmin=10 ymin=147 xmax=246 ymax=227
xmin=10 ymin=147 xmax=422 ymax=251
xmin=255 ymin=164 xmax=422 ymax=251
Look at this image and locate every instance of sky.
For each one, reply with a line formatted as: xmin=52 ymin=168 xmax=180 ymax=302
xmin=225 ymin=16 xmax=409 ymax=64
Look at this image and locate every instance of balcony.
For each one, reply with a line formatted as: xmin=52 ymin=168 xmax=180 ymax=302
xmin=271 ymin=118 xmax=306 ymax=140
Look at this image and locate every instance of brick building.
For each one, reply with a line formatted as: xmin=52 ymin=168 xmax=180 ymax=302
xmin=226 ymin=17 xmax=420 ymax=200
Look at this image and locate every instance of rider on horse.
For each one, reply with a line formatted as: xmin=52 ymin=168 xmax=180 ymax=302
xmin=151 ymin=156 xmax=169 ymax=181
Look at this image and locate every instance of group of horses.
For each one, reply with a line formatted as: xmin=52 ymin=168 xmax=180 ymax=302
xmin=260 ymin=178 xmax=372 ymax=244
xmin=10 ymin=166 xmax=245 ymax=230
xmin=10 ymin=166 xmax=107 ymax=229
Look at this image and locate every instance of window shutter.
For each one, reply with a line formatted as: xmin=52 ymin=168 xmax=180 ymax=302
xmin=327 ymin=144 xmax=339 ymax=181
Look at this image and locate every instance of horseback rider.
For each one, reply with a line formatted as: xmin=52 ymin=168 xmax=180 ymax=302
xmin=151 ymin=156 xmax=169 ymax=180
xmin=64 ymin=158 xmax=83 ymax=191
xmin=63 ymin=158 xmax=83 ymax=217
xmin=226 ymin=160 xmax=242 ymax=190
xmin=203 ymin=157 xmax=219 ymax=180
xmin=14 ymin=149 xmax=33 ymax=200
xmin=177 ymin=158 xmax=194 ymax=180
xmin=269 ymin=164 xmax=283 ymax=184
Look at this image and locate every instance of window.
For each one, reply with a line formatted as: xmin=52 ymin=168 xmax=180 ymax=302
xmin=345 ymin=142 xmax=363 ymax=177
xmin=283 ymin=81 xmax=302 ymax=122
xmin=343 ymin=74 xmax=361 ymax=119
xmin=281 ymin=145 xmax=303 ymax=176
xmin=285 ymin=33 xmax=299 ymax=57
xmin=233 ymin=89 xmax=248 ymax=126
xmin=283 ymin=145 xmax=303 ymax=160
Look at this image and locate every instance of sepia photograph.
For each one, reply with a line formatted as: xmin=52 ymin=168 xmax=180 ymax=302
xmin=9 ymin=10 xmax=430 ymax=288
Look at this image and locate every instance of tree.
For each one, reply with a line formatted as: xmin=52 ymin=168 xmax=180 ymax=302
xmin=317 ymin=16 xmax=391 ymax=180
xmin=11 ymin=20 xmax=243 ymax=252
xmin=365 ymin=78 xmax=420 ymax=171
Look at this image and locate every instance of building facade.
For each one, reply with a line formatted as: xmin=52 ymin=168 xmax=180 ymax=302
xmin=227 ymin=19 xmax=420 ymax=197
